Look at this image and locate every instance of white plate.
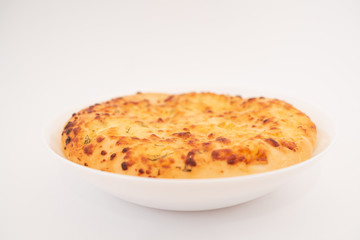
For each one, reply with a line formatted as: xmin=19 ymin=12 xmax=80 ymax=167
xmin=44 ymin=88 xmax=336 ymax=211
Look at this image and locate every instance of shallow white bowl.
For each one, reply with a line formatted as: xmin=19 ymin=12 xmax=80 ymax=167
xmin=45 ymin=89 xmax=335 ymax=211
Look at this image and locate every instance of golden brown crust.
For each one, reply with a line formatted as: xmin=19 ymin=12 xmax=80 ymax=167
xmin=61 ymin=92 xmax=317 ymax=179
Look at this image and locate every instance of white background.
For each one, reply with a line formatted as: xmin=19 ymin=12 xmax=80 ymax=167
xmin=1 ymin=0 xmax=360 ymax=239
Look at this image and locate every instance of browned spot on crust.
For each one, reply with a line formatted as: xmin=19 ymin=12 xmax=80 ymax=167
xmin=202 ymin=142 xmax=212 ymax=151
xmin=264 ymin=138 xmax=280 ymax=147
xmin=141 ymin=138 xmax=151 ymax=143
xmin=263 ymin=118 xmax=270 ymax=124
xmin=124 ymin=151 xmax=132 ymax=160
xmin=216 ymin=137 xmax=231 ymax=144
xmin=83 ymin=144 xmax=94 ymax=155
xmin=187 ymin=150 xmax=195 ymax=158
xmin=73 ymin=127 xmax=81 ymax=135
xmin=255 ymin=148 xmax=268 ymax=163
xmin=115 ymin=137 xmax=130 ymax=146
xmin=185 ymin=158 xmax=196 ymax=167
xmin=185 ymin=150 xmax=197 ymax=167
xmin=172 ymin=132 xmax=192 ymax=138
xmin=211 ymin=149 xmax=233 ymax=160
xmin=298 ymin=126 xmax=307 ymax=133
xmin=284 ymin=103 xmax=293 ymax=110
xmin=281 ymin=141 xmax=297 ymax=151
xmin=212 ymin=149 xmax=248 ymax=165
xmin=121 ymin=162 xmax=128 ymax=170
xmin=157 ymin=118 xmax=164 ymax=123
xmin=64 ymin=121 xmax=75 ymax=130
xmin=187 ymin=138 xmax=199 ymax=147
xmin=211 ymin=146 xmax=269 ymax=165
xmin=165 ymin=138 xmax=174 ymax=143
xmin=150 ymin=134 xmax=160 ymax=138
xmin=208 ymin=133 xmax=214 ymax=139
xmin=122 ymin=147 xmax=130 ymax=153
xmin=123 ymin=101 xmax=141 ymax=106
xmin=164 ymin=95 xmax=174 ymax=102
xmin=65 ymin=136 xmax=71 ymax=145
xmin=227 ymin=154 xmax=242 ymax=165
xmin=110 ymin=153 xmax=117 ymax=160
xmin=101 ymin=150 xmax=107 ymax=155
xmin=96 ymin=136 xmax=105 ymax=143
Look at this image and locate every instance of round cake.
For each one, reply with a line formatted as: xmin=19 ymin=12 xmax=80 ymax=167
xmin=61 ymin=92 xmax=317 ymax=179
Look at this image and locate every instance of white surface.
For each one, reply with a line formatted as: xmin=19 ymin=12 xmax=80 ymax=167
xmin=45 ymin=88 xmax=336 ymax=211
xmin=1 ymin=0 xmax=359 ymax=239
